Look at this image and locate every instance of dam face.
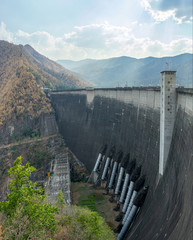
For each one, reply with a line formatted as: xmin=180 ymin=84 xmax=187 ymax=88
xmin=50 ymin=87 xmax=193 ymax=240
xmin=51 ymin=88 xmax=160 ymax=186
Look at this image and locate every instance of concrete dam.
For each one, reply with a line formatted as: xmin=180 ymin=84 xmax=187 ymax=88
xmin=50 ymin=71 xmax=193 ymax=240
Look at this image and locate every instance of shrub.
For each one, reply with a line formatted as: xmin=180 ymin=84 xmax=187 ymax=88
xmin=55 ymin=193 xmax=116 ymax=240
xmin=0 ymin=157 xmax=58 ymax=240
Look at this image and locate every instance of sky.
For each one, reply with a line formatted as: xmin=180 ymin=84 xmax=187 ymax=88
xmin=0 ymin=0 xmax=192 ymax=61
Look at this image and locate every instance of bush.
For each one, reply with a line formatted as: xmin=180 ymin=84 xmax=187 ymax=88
xmin=0 ymin=158 xmax=116 ymax=240
xmin=55 ymin=194 xmax=116 ymax=240
xmin=0 ymin=157 xmax=58 ymax=240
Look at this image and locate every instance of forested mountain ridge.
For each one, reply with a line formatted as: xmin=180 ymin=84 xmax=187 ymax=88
xmin=22 ymin=44 xmax=85 ymax=89
xmin=0 ymin=40 xmax=84 ymax=141
xmin=58 ymin=53 xmax=193 ymax=88
xmin=0 ymin=41 xmax=50 ymax=127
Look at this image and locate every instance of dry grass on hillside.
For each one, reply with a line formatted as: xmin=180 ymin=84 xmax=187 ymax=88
xmin=0 ymin=66 xmax=52 ymax=126
xmin=71 ymin=182 xmax=118 ymax=229
xmin=0 ymin=41 xmax=53 ymax=126
xmin=0 ymin=40 xmax=85 ymax=128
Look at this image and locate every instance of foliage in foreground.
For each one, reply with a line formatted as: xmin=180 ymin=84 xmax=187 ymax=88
xmin=0 ymin=157 xmax=58 ymax=240
xmin=0 ymin=157 xmax=116 ymax=240
xmin=55 ymin=193 xmax=116 ymax=240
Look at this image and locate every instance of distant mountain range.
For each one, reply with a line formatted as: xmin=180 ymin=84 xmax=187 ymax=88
xmin=57 ymin=53 xmax=193 ymax=88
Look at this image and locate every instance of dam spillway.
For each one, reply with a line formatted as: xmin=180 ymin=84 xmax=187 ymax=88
xmin=50 ymin=86 xmax=193 ymax=240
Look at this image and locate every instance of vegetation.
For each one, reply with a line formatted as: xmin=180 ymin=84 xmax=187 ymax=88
xmin=80 ymin=195 xmax=97 ymax=211
xmin=55 ymin=193 xmax=115 ymax=240
xmin=0 ymin=137 xmax=56 ymax=203
xmin=0 ymin=40 xmax=85 ymax=128
xmin=0 ymin=65 xmax=53 ymax=126
xmin=10 ymin=128 xmax=40 ymax=142
xmin=0 ymin=157 xmax=58 ymax=239
xmin=26 ymin=142 xmax=53 ymax=169
xmin=71 ymin=182 xmax=118 ymax=229
xmin=0 ymin=157 xmax=116 ymax=240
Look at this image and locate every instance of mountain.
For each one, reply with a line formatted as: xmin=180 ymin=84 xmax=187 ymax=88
xmin=22 ymin=44 xmax=85 ymax=89
xmin=57 ymin=54 xmax=193 ymax=88
xmin=0 ymin=40 xmax=84 ymax=142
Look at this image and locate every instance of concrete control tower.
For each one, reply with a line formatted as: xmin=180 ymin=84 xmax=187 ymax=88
xmin=159 ymin=71 xmax=176 ymax=176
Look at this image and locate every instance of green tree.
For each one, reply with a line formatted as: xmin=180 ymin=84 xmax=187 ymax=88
xmin=55 ymin=192 xmax=116 ymax=240
xmin=56 ymin=190 xmax=65 ymax=211
xmin=0 ymin=156 xmax=58 ymax=240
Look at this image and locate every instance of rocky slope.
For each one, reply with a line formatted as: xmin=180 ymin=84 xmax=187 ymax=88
xmin=0 ymin=40 xmax=84 ymax=143
xmin=22 ymin=44 xmax=85 ymax=89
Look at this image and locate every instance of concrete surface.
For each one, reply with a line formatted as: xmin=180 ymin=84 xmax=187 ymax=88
xmin=50 ymin=87 xmax=193 ymax=240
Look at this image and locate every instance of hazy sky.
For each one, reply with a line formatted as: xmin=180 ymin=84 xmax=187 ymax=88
xmin=0 ymin=0 xmax=192 ymax=60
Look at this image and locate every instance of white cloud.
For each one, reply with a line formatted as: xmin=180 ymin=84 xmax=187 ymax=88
xmin=149 ymin=0 xmax=193 ymax=20
xmin=64 ymin=22 xmax=133 ymax=49
xmin=15 ymin=29 xmax=87 ymax=60
xmin=0 ymin=22 xmax=13 ymax=42
xmin=0 ymin=22 xmax=192 ymax=61
xmin=140 ymin=0 xmax=189 ymax=24
xmin=110 ymin=35 xmax=192 ymax=58
xmin=16 ymin=30 xmax=61 ymax=49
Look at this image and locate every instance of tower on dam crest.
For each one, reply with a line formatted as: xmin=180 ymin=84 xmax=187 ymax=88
xmin=159 ymin=70 xmax=176 ymax=176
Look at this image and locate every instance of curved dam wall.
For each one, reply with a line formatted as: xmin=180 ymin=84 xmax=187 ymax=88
xmin=50 ymin=88 xmax=160 ymax=189
xmin=50 ymin=87 xmax=193 ymax=240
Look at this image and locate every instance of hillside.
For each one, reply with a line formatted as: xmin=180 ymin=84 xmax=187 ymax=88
xmin=0 ymin=41 xmax=50 ymax=126
xmin=0 ymin=41 xmax=84 ymax=142
xmin=22 ymin=44 xmax=85 ymax=89
xmin=57 ymin=53 xmax=193 ymax=87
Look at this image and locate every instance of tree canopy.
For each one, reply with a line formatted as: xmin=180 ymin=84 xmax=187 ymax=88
xmin=0 ymin=156 xmax=116 ymax=240
xmin=0 ymin=156 xmax=58 ymax=239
